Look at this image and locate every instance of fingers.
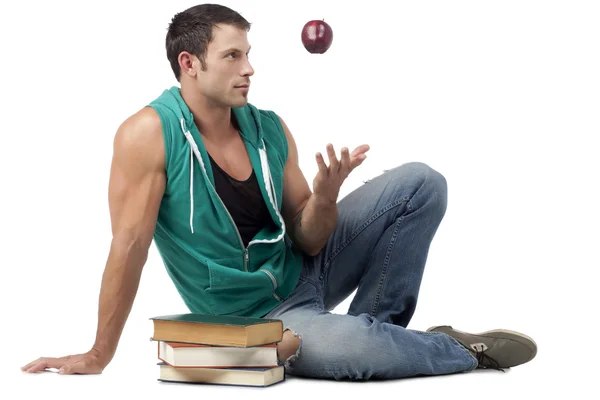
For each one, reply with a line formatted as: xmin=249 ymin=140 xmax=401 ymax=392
xmin=349 ymin=144 xmax=369 ymax=170
xmin=326 ymin=144 xmax=339 ymax=171
xmin=22 ymin=356 xmax=68 ymax=373
xmin=21 ymin=359 xmax=38 ymax=372
xmin=315 ymin=152 xmax=328 ymax=174
xmin=340 ymin=147 xmax=350 ymax=173
xmin=350 ymin=153 xmax=367 ymax=170
xmin=351 ymin=144 xmax=370 ymax=158
xmin=22 ymin=352 xmax=103 ymax=375
xmin=22 ymin=357 xmax=48 ymax=373
xmin=317 ymin=143 xmax=369 ymax=173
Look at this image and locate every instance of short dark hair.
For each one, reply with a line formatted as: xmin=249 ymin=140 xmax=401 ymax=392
xmin=166 ymin=4 xmax=251 ymax=81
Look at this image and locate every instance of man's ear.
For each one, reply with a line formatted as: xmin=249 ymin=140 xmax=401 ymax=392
xmin=179 ymin=52 xmax=199 ymax=78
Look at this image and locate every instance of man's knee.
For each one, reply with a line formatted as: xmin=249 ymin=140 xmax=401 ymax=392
xmin=277 ymin=328 xmax=301 ymax=365
xmin=394 ymin=161 xmax=447 ymax=196
xmin=390 ymin=162 xmax=448 ymax=217
xmin=422 ymin=163 xmax=447 ymax=207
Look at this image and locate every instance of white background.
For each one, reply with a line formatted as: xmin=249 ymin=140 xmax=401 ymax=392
xmin=1 ymin=0 xmax=599 ymax=398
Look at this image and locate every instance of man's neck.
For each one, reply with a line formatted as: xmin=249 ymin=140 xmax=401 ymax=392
xmin=180 ymin=85 xmax=237 ymax=145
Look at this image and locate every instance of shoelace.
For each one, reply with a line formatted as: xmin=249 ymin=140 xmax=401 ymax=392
xmin=472 ymin=345 xmax=505 ymax=372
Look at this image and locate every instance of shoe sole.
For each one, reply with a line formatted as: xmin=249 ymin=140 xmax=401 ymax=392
xmin=426 ymin=326 xmax=537 ymax=358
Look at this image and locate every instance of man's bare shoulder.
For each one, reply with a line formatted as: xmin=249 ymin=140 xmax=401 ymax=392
xmin=113 ymin=107 xmax=165 ymax=170
xmin=115 ymin=107 xmax=163 ymax=147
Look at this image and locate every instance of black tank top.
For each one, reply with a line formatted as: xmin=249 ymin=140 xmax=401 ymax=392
xmin=207 ymin=152 xmax=273 ymax=247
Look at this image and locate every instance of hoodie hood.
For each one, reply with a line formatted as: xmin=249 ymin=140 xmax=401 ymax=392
xmin=162 ymin=86 xmax=264 ymax=150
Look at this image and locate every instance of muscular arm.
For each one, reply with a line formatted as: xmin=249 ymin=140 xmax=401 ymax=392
xmin=22 ymin=107 xmax=167 ymax=374
xmin=92 ymin=107 xmax=166 ymax=364
xmin=279 ymin=117 xmax=337 ymax=257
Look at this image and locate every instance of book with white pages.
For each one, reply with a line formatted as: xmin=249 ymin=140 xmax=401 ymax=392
xmin=158 ymin=341 xmax=280 ymax=368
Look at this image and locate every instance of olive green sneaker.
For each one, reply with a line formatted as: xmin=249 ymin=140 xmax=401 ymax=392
xmin=426 ymin=325 xmax=537 ymax=371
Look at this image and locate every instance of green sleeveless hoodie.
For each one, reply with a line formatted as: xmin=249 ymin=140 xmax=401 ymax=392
xmin=147 ymin=86 xmax=303 ymax=318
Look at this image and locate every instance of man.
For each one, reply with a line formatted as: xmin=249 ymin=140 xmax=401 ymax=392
xmin=22 ymin=4 xmax=536 ymax=380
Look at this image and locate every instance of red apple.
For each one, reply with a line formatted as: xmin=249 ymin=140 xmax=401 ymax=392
xmin=301 ymin=19 xmax=333 ymax=54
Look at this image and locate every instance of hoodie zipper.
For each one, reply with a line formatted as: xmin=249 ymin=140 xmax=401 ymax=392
xmin=211 ymin=183 xmax=282 ymax=301
xmin=204 ymin=174 xmax=250 ymax=272
xmin=222 ymin=201 xmax=249 ymax=272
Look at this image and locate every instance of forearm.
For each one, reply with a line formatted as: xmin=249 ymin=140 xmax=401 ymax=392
xmin=92 ymin=236 xmax=148 ymax=363
xmin=289 ymin=193 xmax=338 ymax=256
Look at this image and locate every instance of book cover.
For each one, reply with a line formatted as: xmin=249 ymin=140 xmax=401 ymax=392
xmin=150 ymin=313 xmax=281 ymax=326
xmin=149 ymin=313 xmax=284 ymax=347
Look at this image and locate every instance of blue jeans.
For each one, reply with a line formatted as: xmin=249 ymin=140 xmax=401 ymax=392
xmin=262 ymin=162 xmax=478 ymax=380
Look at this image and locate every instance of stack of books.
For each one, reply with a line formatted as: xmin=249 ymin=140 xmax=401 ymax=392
xmin=149 ymin=313 xmax=285 ymax=387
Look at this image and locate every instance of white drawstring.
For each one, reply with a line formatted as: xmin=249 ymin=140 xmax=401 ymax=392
xmin=189 ymin=145 xmax=194 ymax=233
xmin=181 ymin=118 xmax=197 ymax=234
xmin=259 ymin=139 xmax=287 ymax=239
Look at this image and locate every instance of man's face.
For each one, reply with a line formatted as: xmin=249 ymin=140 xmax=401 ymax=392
xmin=194 ymin=24 xmax=254 ymax=108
